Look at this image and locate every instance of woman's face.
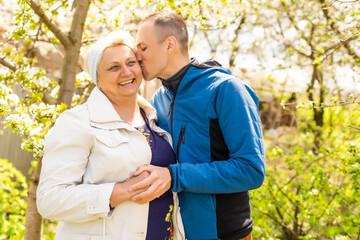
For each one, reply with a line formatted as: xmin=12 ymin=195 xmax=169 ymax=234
xmin=97 ymin=45 xmax=142 ymax=102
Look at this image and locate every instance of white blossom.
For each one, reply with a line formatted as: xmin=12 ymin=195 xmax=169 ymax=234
xmin=5 ymin=94 xmax=20 ymax=105
xmin=310 ymin=189 xmax=319 ymax=195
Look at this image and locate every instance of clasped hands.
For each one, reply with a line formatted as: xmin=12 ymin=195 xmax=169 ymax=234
xmin=109 ymin=165 xmax=171 ymax=208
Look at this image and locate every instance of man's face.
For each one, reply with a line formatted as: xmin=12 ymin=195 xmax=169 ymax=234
xmin=136 ymin=21 xmax=168 ymax=81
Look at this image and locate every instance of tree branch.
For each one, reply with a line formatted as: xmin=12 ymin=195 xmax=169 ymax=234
xmin=203 ymin=31 xmax=217 ymax=59
xmin=189 ymin=25 xmax=198 ymax=50
xmin=322 ymin=29 xmax=360 ymax=63
xmin=279 ymin=154 xmax=329 ymax=190
xmin=335 ymin=0 xmax=360 ymax=2
xmin=268 ymin=186 xmax=286 ymax=221
xmin=284 ymin=100 xmax=360 ymax=109
xmin=229 ymin=13 xmax=246 ymax=67
xmin=281 ymin=1 xmax=301 ymax=32
xmin=252 ymin=206 xmax=285 ymax=228
xmin=347 ymin=124 xmax=360 ymax=131
xmin=293 ymin=186 xmax=301 ymax=236
xmin=198 ymin=0 xmax=217 ymax=59
xmin=0 ymin=57 xmax=16 ymax=71
xmin=26 ymin=0 xmax=71 ymax=47
xmin=252 ymin=205 xmax=298 ymax=236
xmin=319 ymin=0 xmax=360 ymax=61
xmin=306 ymin=188 xmax=339 ymax=235
xmin=276 ymin=17 xmax=311 ymax=59
xmin=274 ymin=180 xmax=297 ymax=207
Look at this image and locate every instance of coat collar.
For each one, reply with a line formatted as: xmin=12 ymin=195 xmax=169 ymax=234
xmin=87 ymin=87 xmax=158 ymax=130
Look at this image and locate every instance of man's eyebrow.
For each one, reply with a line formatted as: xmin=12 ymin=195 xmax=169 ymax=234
xmin=137 ymin=42 xmax=147 ymax=48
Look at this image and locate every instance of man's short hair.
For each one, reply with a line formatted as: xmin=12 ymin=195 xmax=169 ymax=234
xmin=142 ymin=11 xmax=189 ymax=54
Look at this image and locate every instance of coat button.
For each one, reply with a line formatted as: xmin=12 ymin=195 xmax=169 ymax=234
xmin=87 ymin=205 xmax=94 ymax=210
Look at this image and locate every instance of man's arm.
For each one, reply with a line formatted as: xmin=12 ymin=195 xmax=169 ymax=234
xmin=130 ymin=78 xmax=266 ymax=202
xmin=129 ymin=165 xmax=171 ymax=204
xmin=170 ymin=79 xmax=265 ymax=193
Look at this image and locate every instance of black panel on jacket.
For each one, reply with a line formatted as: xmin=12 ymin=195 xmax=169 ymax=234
xmin=210 ymin=118 xmax=230 ymax=162
xmin=216 ymin=192 xmax=253 ymax=240
xmin=210 ymin=118 xmax=253 ymax=239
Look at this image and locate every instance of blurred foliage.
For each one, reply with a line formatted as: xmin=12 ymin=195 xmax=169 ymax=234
xmin=0 ymin=159 xmax=56 ymax=239
xmin=0 ymin=158 xmax=27 ymax=240
xmin=0 ymin=0 xmax=359 ymax=239
xmin=251 ymin=102 xmax=360 ymax=240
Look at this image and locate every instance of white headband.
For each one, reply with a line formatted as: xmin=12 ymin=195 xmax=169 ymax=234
xmin=86 ymin=30 xmax=135 ymax=86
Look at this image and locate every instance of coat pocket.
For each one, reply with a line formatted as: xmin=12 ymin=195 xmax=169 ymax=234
xmin=95 ymin=130 xmax=129 ymax=148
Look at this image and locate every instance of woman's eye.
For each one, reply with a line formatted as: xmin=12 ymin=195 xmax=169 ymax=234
xmin=108 ymin=65 xmax=119 ymax=71
xmin=141 ymin=47 xmax=147 ymax=51
xmin=128 ymin=61 xmax=137 ymax=65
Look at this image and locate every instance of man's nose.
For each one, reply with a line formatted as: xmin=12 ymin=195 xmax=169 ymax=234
xmin=136 ymin=52 xmax=142 ymax=61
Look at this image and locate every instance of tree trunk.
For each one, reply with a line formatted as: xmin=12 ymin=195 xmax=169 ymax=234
xmin=313 ymin=70 xmax=325 ymax=151
xmin=307 ymin=65 xmax=324 ymax=151
xmin=57 ymin=0 xmax=91 ymax=107
xmin=24 ymin=1 xmax=91 ymax=239
xmin=58 ymin=45 xmax=82 ymax=106
xmin=24 ymin=158 xmax=43 ymax=240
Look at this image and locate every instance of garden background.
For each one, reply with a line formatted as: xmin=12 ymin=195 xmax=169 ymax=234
xmin=0 ymin=0 xmax=359 ymax=239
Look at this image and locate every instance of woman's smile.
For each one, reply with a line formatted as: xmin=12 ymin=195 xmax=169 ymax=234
xmin=118 ymin=78 xmax=135 ymax=86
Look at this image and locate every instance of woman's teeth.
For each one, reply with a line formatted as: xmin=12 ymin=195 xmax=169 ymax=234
xmin=119 ymin=79 xmax=134 ymax=86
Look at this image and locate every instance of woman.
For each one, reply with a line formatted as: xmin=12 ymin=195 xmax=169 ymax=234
xmin=36 ymin=30 xmax=184 ymax=240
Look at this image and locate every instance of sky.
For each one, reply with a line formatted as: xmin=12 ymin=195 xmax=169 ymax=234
xmin=188 ymin=24 xmax=360 ymax=94
xmin=1 ymin=0 xmax=359 ymax=95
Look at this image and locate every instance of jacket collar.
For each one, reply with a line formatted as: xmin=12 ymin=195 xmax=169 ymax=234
xmin=159 ymin=58 xmax=196 ymax=95
xmin=159 ymin=58 xmax=222 ymax=94
xmin=87 ymin=87 xmax=158 ymax=129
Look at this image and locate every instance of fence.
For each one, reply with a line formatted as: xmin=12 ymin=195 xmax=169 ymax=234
xmin=0 ymin=126 xmax=33 ymax=179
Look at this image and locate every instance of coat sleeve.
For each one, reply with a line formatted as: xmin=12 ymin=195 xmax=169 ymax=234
xmin=170 ymin=78 xmax=266 ymax=193
xmin=36 ymin=109 xmax=115 ymax=223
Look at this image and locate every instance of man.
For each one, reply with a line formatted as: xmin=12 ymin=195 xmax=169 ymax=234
xmin=129 ymin=11 xmax=266 ymax=240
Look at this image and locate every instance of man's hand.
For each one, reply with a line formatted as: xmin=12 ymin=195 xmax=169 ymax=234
xmin=129 ymin=165 xmax=172 ymax=204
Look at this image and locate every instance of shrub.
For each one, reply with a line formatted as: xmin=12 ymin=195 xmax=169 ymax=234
xmin=251 ymin=104 xmax=360 ymax=240
xmin=0 ymin=158 xmax=28 ymax=240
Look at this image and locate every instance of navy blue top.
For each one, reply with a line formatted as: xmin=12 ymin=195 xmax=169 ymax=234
xmin=136 ymin=109 xmax=176 ymax=240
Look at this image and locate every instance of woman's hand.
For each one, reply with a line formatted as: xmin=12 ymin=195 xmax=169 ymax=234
xmin=128 ymin=165 xmax=172 ymax=205
xmin=109 ymin=171 xmax=150 ymax=208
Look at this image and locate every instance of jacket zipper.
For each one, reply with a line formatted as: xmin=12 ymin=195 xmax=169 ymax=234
xmin=176 ymin=126 xmax=186 ymax=159
xmin=166 ymin=89 xmax=182 ymax=161
xmin=168 ymin=91 xmax=177 ymax=136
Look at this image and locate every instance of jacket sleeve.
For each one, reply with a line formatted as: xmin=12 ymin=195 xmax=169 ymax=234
xmin=170 ymin=78 xmax=266 ymax=193
xmin=36 ymin=109 xmax=115 ymax=223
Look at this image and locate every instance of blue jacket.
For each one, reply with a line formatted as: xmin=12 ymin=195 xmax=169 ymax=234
xmin=151 ymin=59 xmax=266 ymax=240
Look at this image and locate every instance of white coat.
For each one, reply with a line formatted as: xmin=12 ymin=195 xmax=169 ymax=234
xmin=36 ymin=87 xmax=184 ymax=240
